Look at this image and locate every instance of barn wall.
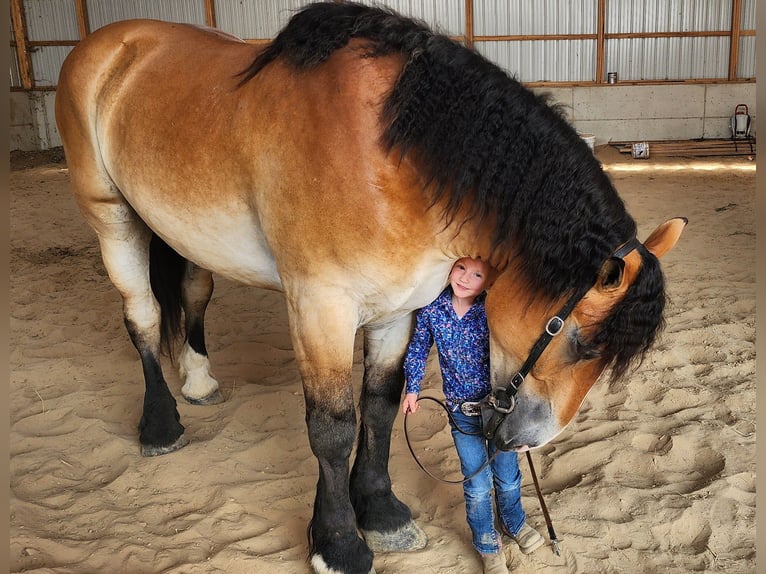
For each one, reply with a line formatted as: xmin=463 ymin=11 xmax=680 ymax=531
xmin=9 ymin=83 xmax=756 ymax=152
xmin=9 ymin=0 xmax=757 ymax=151
xmin=539 ymin=83 xmax=757 ymax=144
xmin=9 ymin=91 xmax=59 ymax=151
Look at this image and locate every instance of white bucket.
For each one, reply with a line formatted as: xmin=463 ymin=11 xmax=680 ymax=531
xmin=631 ymin=142 xmax=650 ymax=159
xmin=579 ymin=133 xmax=596 ymax=152
xmin=735 ymin=113 xmax=749 ymax=137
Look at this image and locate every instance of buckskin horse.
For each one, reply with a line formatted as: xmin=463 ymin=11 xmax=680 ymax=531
xmin=55 ymin=2 xmax=685 ymax=573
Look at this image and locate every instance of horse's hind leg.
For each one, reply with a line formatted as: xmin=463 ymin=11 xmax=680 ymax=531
xmin=178 ymin=263 xmax=224 ymax=405
xmin=350 ymin=317 xmax=427 ymax=552
xmin=97 ymin=226 xmax=188 ymax=456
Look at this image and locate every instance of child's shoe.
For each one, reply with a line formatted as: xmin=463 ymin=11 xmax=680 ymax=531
xmin=479 ymin=551 xmax=510 ymax=574
xmin=507 ymin=522 xmax=544 ymax=554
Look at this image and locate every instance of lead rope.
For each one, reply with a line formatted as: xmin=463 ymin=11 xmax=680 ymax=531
xmin=525 ymin=450 xmax=560 ymax=556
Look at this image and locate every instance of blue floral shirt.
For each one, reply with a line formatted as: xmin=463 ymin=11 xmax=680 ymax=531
xmin=403 ymin=287 xmax=491 ymax=409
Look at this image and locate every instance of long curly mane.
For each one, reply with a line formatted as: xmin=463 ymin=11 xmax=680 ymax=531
xmin=239 ymin=1 xmax=666 ymax=380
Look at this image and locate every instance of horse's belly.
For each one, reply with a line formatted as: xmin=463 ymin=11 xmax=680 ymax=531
xmin=138 ymin=201 xmax=282 ymax=289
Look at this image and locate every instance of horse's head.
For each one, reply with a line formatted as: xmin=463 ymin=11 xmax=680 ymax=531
xmin=484 ymin=217 xmax=687 ymax=450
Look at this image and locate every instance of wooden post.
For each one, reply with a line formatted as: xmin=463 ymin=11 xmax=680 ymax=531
xmin=596 ymin=0 xmax=606 ymax=83
xmin=10 ymin=0 xmax=33 ymax=90
xmin=728 ymin=0 xmax=742 ymax=80
xmin=74 ymin=0 xmax=90 ymax=39
xmin=205 ymin=0 xmax=217 ymax=28
xmin=464 ymin=0 xmax=474 ymax=49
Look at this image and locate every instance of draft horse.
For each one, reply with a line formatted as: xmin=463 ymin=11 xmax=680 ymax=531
xmin=55 ymin=3 xmax=685 ymax=573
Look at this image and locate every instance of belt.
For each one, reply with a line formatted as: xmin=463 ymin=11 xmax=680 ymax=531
xmin=459 ymin=401 xmax=482 ymax=416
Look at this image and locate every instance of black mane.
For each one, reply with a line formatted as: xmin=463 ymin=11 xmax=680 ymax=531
xmin=239 ymin=2 xmax=666 ymax=380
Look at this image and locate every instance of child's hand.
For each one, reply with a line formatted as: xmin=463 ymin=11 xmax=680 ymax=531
xmin=402 ymin=392 xmax=420 ymax=414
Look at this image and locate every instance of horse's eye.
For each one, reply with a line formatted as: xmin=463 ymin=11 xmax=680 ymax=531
xmin=573 ymin=332 xmax=602 ymax=361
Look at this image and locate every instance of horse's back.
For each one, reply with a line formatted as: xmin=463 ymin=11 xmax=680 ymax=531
xmin=55 ymin=18 xmax=445 ymax=305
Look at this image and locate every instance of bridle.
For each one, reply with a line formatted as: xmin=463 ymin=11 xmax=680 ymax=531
xmin=480 ymin=236 xmax=643 ymax=440
xmin=403 ymin=236 xmax=643 ymax=555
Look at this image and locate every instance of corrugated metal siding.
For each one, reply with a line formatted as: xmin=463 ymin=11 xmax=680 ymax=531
xmin=474 ymin=0 xmax=596 ymax=35
xmin=30 ymin=45 xmax=72 ymax=86
xmin=737 ymin=36 xmax=755 ymax=78
xmin=606 ymin=0 xmax=736 ymax=80
xmin=740 ymin=0 xmax=755 ymax=28
xmin=8 ymin=0 xmax=757 ymax=87
xmin=18 ymin=0 xmax=78 ymax=88
xmin=88 ymin=0 xmax=206 ymax=32
xmin=10 ymin=48 xmax=21 ymax=87
xmin=477 ymin=40 xmax=595 ymax=82
xmin=214 ymin=0 xmax=464 ymax=41
xmin=607 ymin=36 xmax=729 ymax=80
xmin=365 ymin=0 xmax=464 ymax=37
xmin=24 ymin=0 xmax=79 ymax=40
xmin=606 ymin=0 xmax=731 ymax=33
xmin=473 ymin=0 xmax=596 ymax=80
xmin=10 ymin=15 xmax=20 ymax=88
xmin=214 ymin=0 xmax=316 ymax=40
xmin=737 ymin=0 xmax=756 ymax=80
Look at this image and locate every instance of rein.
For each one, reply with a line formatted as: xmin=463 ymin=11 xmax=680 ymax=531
xmin=403 ymin=395 xmax=500 ymax=485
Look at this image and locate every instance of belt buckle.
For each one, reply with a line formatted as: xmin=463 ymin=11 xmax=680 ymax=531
xmin=460 ymin=401 xmax=481 ymax=416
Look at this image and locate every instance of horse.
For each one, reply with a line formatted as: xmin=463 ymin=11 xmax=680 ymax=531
xmin=54 ymin=2 xmax=685 ymax=573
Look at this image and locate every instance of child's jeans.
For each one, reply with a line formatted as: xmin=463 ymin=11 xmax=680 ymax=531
xmin=449 ymin=409 xmax=526 ymax=554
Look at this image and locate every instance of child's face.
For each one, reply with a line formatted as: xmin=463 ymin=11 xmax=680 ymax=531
xmin=449 ymin=257 xmax=491 ymax=299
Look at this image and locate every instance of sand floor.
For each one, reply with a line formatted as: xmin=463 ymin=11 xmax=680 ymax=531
xmin=9 ymin=146 xmax=756 ymax=573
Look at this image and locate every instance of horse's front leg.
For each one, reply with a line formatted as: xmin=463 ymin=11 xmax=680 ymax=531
xmin=351 ymin=317 xmax=427 ymax=552
xmin=287 ymin=297 xmax=374 ymax=574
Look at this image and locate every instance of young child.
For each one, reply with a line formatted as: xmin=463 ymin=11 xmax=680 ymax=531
xmin=402 ymin=257 xmax=544 ymax=574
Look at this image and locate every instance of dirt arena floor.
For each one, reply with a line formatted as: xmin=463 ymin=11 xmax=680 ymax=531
xmin=10 ymin=146 xmax=756 ymax=573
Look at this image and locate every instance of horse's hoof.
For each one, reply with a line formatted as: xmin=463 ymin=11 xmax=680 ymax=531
xmin=140 ymin=434 xmax=189 ymax=457
xmin=310 ymin=555 xmax=375 ymax=574
xmin=184 ymin=390 xmax=225 ymax=405
xmin=362 ymin=519 xmax=428 ymax=552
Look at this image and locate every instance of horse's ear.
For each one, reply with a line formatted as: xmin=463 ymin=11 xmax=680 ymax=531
xmin=642 ymin=217 xmax=688 ymax=259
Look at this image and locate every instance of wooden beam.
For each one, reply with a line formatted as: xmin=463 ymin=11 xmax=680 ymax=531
xmin=474 ymin=33 xmax=595 ymax=42
xmin=605 ymin=30 xmax=729 ymax=39
xmin=10 ymin=0 xmax=33 ymax=90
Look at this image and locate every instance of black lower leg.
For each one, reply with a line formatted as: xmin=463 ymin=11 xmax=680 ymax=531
xmin=126 ymin=319 xmax=184 ymax=448
xmin=350 ymin=368 xmax=412 ymax=532
xmin=307 ymin=398 xmax=373 ymax=574
xmin=181 ymin=265 xmax=213 ymax=357
xmin=184 ymin=317 xmax=207 ymax=356
xmin=136 ymin=350 xmax=184 ymax=447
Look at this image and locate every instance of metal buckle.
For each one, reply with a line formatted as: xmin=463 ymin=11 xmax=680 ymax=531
xmin=488 ymin=389 xmax=516 ymax=414
xmin=545 ymin=316 xmax=564 ymax=336
xmin=460 ymin=401 xmax=482 ymax=416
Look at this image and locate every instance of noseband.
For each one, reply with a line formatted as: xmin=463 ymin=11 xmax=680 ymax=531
xmin=480 ymin=237 xmax=643 ymax=441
